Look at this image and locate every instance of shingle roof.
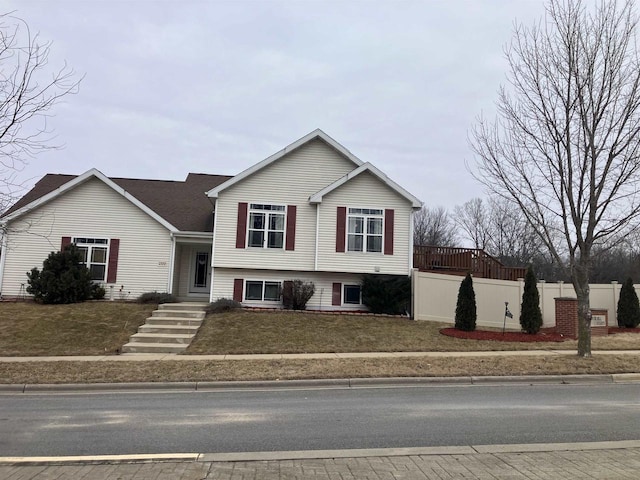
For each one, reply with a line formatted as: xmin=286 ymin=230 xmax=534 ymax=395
xmin=2 ymin=172 xmax=232 ymax=232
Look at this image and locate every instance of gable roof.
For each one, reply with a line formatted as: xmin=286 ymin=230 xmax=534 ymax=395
xmin=309 ymin=162 xmax=423 ymax=208
xmin=206 ymin=129 xmax=364 ymax=199
xmin=2 ymin=169 xmax=231 ymax=232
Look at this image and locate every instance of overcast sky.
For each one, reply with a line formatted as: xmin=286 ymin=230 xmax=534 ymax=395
xmin=4 ymin=0 xmax=547 ymax=212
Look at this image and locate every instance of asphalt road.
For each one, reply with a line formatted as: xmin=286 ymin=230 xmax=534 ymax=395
xmin=1 ymin=383 xmax=639 ymax=457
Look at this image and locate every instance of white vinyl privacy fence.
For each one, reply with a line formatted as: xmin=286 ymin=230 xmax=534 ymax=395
xmin=412 ymin=270 xmax=625 ymax=329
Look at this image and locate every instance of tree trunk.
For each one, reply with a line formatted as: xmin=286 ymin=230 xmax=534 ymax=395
xmin=573 ymin=263 xmax=592 ymax=357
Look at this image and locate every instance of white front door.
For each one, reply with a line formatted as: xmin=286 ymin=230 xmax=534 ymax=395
xmin=189 ymin=250 xmax=210 ymax=294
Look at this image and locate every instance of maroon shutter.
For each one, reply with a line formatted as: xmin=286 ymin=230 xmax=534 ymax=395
xmin=236 ymin=202 xmax=248 ymax=248
xmin=336 ymin=207 xmax=346 ymax=252
xmin=61 ymin=236 xmax=72 ymax=250
xmin=384 ymin=209 xmax=394 ymax=255
xmin=282 ymin=280 xmax=293 ymax=308
xmin=332 ymin=282 xmax=342 ymax=306
xmin=285 ymin=205 xmax=296 ymax=251
xmin=233 ymin=279 xmax=244 ymax=302
xmin=107 ymin=239 xmax=120 ymax=283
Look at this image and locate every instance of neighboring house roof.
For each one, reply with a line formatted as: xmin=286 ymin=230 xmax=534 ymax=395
xmin=206 ymin=129 xmax=364 ymax=199
xmin=2 ymin=169 xmax=231 ymax=232
xmin=309 ymin=162 xmax=423 ymax=209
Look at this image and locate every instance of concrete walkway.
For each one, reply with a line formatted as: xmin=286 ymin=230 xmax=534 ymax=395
xmin=2 ymin=442 xmax=640 ymax=479
xmin=1 ymin=349 xmax=640 ymax=362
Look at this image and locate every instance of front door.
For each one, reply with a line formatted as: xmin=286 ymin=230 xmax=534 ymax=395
xmin=189 ymin=250 xmax=210 ymax=294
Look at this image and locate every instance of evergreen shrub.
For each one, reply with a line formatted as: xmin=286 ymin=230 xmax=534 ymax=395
xmin=520 ymin=266 xmax=543 ymax=334
xmin=361 ymin=275 xmax=411 ymax=315
xmin=454 ymin=273 xmax=476 ymax=331
xmin=617 ymin=277 xmax=640 ymax=328
xmin=26 ymin=245 xmax=93 ymax=304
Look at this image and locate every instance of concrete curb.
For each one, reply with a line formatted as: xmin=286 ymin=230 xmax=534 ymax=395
xmin=0 ymin=373 xmax=631 ymax=393
xmin=2 ymin=440 xmax=640 ymax=465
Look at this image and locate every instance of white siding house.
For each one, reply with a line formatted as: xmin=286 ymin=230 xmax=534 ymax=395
xmin=0 ymin=130 xmax=422 ymax=309
xmin=0 ymin=174 xmax=173 ymax=299
xmin=207 ymin=130 xmax=422 ymax=310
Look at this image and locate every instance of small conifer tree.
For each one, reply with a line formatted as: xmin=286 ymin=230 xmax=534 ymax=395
xmin=519 ymin=266 xmax=543 ymax=334
xmin=455 ymin=273 xmax=476 ymax=331
xmin=617 ymin=277 xmax=640 ymax=328
xmin=26 ymin=245 xmax=93 ymax=304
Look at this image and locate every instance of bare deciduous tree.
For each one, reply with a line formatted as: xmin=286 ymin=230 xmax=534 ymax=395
xmin=454 ymin=197 xmax=545 ymax=266
xmin=453 ymin=198 xmax=490 ymax=250
xmin=0 ymin=13 xmax=80 ymax=218
xmin=471 ymin=0 xmax=640 ymax=356
xmin=413 ymin=206 xmax=457 ymax=247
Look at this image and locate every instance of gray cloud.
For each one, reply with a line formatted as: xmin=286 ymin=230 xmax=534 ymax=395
xmin=5 ymin=0 xmax=547 ymax=210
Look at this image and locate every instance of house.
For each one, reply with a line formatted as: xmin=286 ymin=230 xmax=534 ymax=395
xmin=0 ymin=130 xmax=422 ymax=309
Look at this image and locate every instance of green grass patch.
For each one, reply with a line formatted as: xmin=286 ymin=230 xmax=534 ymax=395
xmin=0 ymin=302 xmax=154 ymax=356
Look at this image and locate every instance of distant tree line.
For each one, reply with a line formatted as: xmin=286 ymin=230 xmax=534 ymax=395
xmin=414 ymin=199 xmax=640 ymax=284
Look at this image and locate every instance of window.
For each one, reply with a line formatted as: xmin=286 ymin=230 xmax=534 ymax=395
xmin=73 ymin=237 xmax=109 ymax=281
xmin=343 ymin=284 xmax=362 ymax=304
xmin=248 ymin=204 xmax=285 ymax=249
xmin=245 ymin=280 xmax=281 ymax=301
xmin=347 ymin=208 xmax=383 ymax=253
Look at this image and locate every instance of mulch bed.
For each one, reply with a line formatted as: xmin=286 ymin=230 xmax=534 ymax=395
xmin=440 ymin=327 xmax=566 ymax=342
xmin=608 ymin=327 xmax=640 ymax=334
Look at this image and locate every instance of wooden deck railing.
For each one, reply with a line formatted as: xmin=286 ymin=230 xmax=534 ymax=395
xmin=413 ymin=245 xmax=527 ymax=281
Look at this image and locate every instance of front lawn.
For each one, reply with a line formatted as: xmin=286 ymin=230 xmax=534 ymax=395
xmin=185 ymin=310 xmax=639 ymax=354
xmin=0 ymin=302 xmax=154 ymax=356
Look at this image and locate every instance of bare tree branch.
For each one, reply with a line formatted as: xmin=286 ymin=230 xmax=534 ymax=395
xmin=470 ymin=0 xmax=640 ymax=357
xmin=413 ymin=206 xmax=457 ymax=247
xmin=0 ymin=12 xmax=81 ymax=223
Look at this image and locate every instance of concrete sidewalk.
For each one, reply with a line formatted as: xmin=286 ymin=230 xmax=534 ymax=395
xmin=1 ymin=349 xmax=640 ymax=362
xmin=2 ymin=442 xmax=640 ymax=479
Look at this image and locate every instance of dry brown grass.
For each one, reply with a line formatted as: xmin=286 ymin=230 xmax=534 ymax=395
xmin=187 ymin=310 xmax=640 ymax=354
xmin=0 ymin=302 xmax=154 ymax=355
xmin=1 ymin=355 xmax=638 ymax=384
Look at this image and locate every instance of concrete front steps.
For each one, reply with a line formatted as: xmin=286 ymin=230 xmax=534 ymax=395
xmin=121 ymin=302 xmax=208 ymax=354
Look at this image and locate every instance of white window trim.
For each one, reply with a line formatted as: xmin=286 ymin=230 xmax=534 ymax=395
xmin=244 ymin=279 xmax=282 ymax=303
xmin=343 ymin=284 xmax=363 ymax=305
xmin=346 ymin=207 xmax=384 ymax=254
xmin=246 ymin=202 xmax=287 ymax=249
xmin=72 ymin=236 xmax=110 ymax=283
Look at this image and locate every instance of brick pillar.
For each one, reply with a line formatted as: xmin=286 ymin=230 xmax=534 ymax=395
xmin=555 ymin=297 xmax=578 ymax=339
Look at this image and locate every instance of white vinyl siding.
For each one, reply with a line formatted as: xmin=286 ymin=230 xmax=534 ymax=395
xmin=318 ymin=171 xmax=412 ymax=275
xmin=212 ymin=267 xmax=368 ymax=311
xmin=1 ymin=178 xmax=172 ymax=298
xmin=213 ymin=139 xmax=356 ymax=271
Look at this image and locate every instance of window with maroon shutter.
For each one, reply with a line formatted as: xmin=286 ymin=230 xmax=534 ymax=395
xmin=285 ymin=205 xmax=296 ymax=251
xmin=107 ymin=239 xmax=120 ymax=283
xmin=332 ymin=282 xmax=342 ymax=305
xmin=61 ymin=237 xmax=71 ymax=250
xmin=384 ymin=209 xmax=394 ymax=255
xmin=236 ymin=202 xmax=248 ymax=248
xmin=72 ymin=237 xmax=109 ymax=281
xmin=345 ymin=208 xmax=383 ymax=253
xmin=233 ymin=278 xmax=244 ymax=302
xmin=336 ymin=207 xmax=346 ymax=252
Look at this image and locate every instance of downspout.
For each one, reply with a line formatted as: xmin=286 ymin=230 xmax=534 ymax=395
xmin=167 ymin=232 xmax=176 ymax=294
xmin=210 ymin=201 xmax=218 ymax=303
xmin=0 ymin=224 xmax=7 ymax=298
xmin=314 ymin=203 xmax=320 ymax=271
xmin=408 ymin=209 xmax=415 ymax=273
